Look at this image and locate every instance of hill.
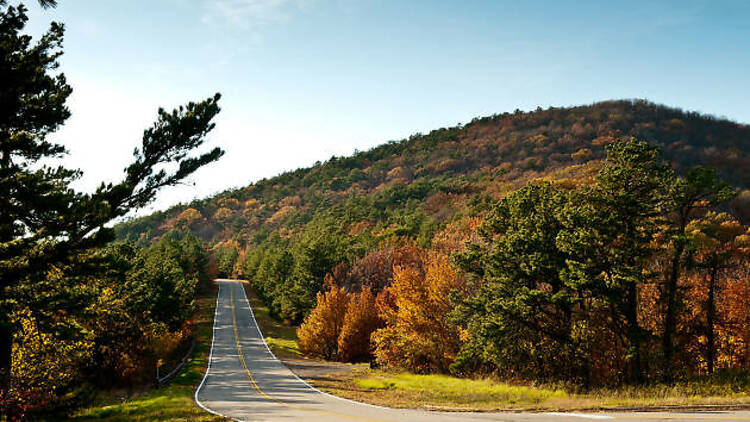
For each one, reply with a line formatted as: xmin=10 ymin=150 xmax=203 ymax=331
xmin=115 ymin=99 xmax=750 ymax=321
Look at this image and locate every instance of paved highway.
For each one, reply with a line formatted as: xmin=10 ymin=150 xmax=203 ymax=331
xmin=195 ymin=280 xmax=750 ymax=422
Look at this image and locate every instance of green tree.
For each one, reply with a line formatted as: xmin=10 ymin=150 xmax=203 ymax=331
xmin=558 ymin=139 xmax=672 ymax=384
xmin=125 ymin=238 xmax=200 ymax=329
xmin=454 ymin=183 xmax=584 ymax=381
xmin=0 ymin=3 xmax=223 ymax=394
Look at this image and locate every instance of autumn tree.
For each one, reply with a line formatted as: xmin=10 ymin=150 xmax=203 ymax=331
xmin=371 ymin=253 xmax=465 ymax=373
xmin=687 ymin=212 xmax=747 ymax=373
xmin=337 ymin=287 xmax=382 ymax=362
xmin=297 ymin=281 xmax=349 ymax=360
xmin=660 ymin=167 xmax=736 ymax=381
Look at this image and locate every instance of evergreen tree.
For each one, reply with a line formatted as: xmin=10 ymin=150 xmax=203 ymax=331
xmin=558 ymin=139 xmax=672 ymax=383
xmin=454 ymin=182 xmax=583 ymax=381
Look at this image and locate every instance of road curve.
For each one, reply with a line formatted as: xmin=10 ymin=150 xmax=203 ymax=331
xmin=195 ymin=280 xmax=750 ymax=422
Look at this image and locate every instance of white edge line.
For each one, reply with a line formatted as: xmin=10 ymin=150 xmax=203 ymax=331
xmin=194 ymin=282 xmax=244 ymax=422
xmin=544 ymin=412 xmax=615 ymax=420
xmin=237 ymin=280 xmax=389 ymax=410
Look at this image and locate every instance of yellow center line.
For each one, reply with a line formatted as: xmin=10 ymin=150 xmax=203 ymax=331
xmin=229 ymin=284 xmax=394 ymax=422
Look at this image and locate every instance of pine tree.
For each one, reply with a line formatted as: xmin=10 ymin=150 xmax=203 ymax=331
xmin=558 ymin=139 xmax=672 ymax=383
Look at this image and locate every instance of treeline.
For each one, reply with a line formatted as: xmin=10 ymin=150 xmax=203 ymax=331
xmin=297 ymin=139 xmax=750 ymax=386
xmin=8 ymin=230 xmax=214 ymax=417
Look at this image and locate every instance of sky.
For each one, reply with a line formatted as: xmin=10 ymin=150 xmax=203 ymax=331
xmin=20 ymin=0 xmax=750 ymax=213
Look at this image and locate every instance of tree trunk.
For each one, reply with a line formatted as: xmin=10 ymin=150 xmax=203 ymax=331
xmin=626 ymin=282 xmax=645 ymax=384
xmin=706 ymin=254 xmax=718 ymax=374
xmin=0 ymin=313 xmax=11 ymax=394
xmin=662 ymin=238 xmax=685 ymax=383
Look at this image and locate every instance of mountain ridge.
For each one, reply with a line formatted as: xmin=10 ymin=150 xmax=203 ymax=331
xmin=116 ymin=99 xmax=750 ymax=249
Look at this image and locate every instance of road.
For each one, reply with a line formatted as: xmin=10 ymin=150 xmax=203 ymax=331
xmin=195 ymin=280 xmax=750 ymax=422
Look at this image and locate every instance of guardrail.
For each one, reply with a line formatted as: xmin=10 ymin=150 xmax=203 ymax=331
xmin=157 ymin=339 xmax=195 ymax=386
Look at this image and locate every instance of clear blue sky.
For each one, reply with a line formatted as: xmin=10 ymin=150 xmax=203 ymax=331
xmin=22 ymin=0 xmax=750 ymax=212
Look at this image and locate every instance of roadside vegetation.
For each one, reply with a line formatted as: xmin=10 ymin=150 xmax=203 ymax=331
xmin=314 ymin=368 xmax=750 ymax=411
xmin=70 ymin=286 xmax=226 ymax=421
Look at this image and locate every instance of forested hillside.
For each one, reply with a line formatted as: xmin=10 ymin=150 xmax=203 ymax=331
xmin=118 ymin=99 xmax=750 ymax=275
xmin=117 ymin=100 xmax=750 ymax=386
xmin=119 ymin=100 xmax=750 ymax=245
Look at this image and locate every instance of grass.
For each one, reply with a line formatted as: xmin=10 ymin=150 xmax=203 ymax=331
xmin=265 ymin=337 xmax=301 ymax=358
xmin=313 ymin=368 xmax=572 ymax=411
xmin=69 ymin=283 xmax=226 ymax=421
xmin=312 ymin=367 xmax=750 ymax=412
xmin=352 ymin=372 xmax=567 ymax=405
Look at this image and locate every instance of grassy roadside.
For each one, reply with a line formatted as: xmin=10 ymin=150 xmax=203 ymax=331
xmin=70 ymin=282 xmax=226 ymax=421
xmin=314 ymin=368 xmax=750 ymax=412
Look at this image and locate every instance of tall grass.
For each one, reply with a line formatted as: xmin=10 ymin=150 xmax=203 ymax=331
xmin=354 ymin=372 xmax=567 ymax=405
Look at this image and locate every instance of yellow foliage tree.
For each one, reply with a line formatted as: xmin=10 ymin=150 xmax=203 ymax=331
xmin=176 ymin=207 xmax=203 ymax=227
xmin=338 ymin=287 xmax=382 ymax=362
xmin=371 ymin=253 xmax=466 ymax=372
xmin=11 ymin=309 xmax=92 ymax=412
xmin=297 ymin=282 xmax=349 ymax=360
xmin=213 ymin=207 xmax=233 ymax=226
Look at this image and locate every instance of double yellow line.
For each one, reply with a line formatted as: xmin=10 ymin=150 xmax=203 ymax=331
xmin=229 ymin=285 xmax=392 ymax=422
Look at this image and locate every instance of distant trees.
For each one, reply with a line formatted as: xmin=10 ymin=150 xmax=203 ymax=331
xmin=244 ymin=218 xmax=363 ymax=323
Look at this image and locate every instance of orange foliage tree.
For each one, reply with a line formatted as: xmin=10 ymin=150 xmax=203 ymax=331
xmin=371 ymin=253 xmax=466 ymax=372
xmin=684 ymin=214 xmax=750 ymax=373
xmin=338 ymin=287 xmax=383 ymax=362
xmin=297 ymin=280 xmax=349 ymax=360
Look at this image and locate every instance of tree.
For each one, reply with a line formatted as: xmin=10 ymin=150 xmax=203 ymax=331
xmin=0 ymin=3 xmax=223 ymax=394
xmin=687 ymin=212 xmax=746 ymax=373
xmin=338 ymin=286 xmax=382 ymax=362
xmin=454 ymin=183 xmax=588 ymax=382
xmin=558 ymin=139 xmax=672 ymax=383
xmin=297 ymin=281 xmax=349 ymax=360
xmin=371 ymin=253 xmax=465 ymax=373
xmin=660 ymin=168 xmax=735 ymax=381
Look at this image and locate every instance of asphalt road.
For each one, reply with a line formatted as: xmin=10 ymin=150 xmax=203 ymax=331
xmin=195 ymin=280 xmax=750 ymax=422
